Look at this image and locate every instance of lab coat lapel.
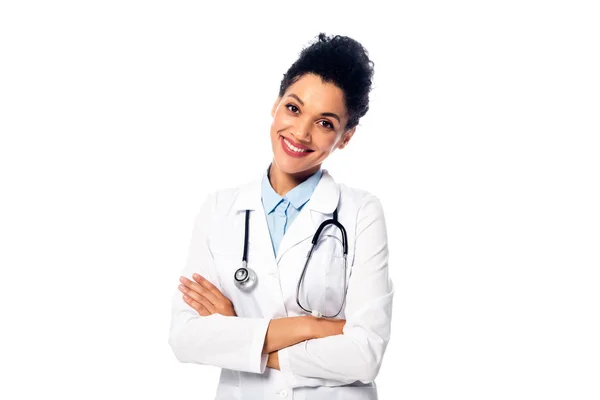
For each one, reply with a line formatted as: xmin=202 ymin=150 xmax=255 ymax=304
xmin=275 ymin=170 xmax=340 ymax=263
xmin=232 ymin=172 xmax=274 ymax=261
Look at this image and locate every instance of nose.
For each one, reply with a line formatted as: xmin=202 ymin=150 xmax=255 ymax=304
xmin=294 ymin=119 xmax=313 ymax=141
xmin=295 ymin=130 xmax=310 ymax=142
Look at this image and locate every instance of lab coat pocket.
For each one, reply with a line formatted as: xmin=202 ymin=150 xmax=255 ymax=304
xmin=324 ymin=253 xmax=347 ymax=318
xmin=216 ymin=368 xmax=241 ymax=399
xmin=303 ymin=251 xmax=347 ymax=318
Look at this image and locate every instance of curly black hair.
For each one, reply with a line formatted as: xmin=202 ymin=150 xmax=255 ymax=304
xmin=278 ymin=32 xmax=375 ymax=131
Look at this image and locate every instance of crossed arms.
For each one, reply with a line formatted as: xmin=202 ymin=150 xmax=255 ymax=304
xmin=168 ymin=192 xmax=394 ymax=387
xmin=176 ymin=272 xmax=347 ymax=370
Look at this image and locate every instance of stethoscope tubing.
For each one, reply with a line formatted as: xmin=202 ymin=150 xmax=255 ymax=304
xmin=234 ymin=208 xmax=349 ymax=318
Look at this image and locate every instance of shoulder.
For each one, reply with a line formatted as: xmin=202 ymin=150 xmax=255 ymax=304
xmin=336 ymin=180 xmax=385 ymax=216
xmin=200 ymin=176 xmax=257 ymax=218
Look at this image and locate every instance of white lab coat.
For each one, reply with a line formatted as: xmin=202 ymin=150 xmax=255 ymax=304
xmin=169 ymin=169 xmax=394 ymax=400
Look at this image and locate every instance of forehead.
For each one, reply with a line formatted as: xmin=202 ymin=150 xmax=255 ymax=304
xmin=284 ymin=73 xmax=347 ymax=116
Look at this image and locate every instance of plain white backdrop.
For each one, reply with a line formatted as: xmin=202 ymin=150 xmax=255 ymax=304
xmin=1 ymin=1 xmax=599 ymax=399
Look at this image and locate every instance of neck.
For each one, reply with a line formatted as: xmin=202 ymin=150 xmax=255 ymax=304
xmin=268 ymin=161 xmax=320 ymax=197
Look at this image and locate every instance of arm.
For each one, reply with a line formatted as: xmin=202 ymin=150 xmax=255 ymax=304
xmin=177 ymin=259 xmax=345 ymax=355
xmin=168 ymin=192 xmax=272 ymax=374
xmin=265 ymin=317 xmax=347 ymax=369
xmin=172 ymin=193 xmax=345 ymax=371
xmin=277 ymin=195 xmax=394 ymax=387
xmin=262 ymin=316 xmax=346 ymax=354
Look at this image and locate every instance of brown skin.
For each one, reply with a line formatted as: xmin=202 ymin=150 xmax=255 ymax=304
xmin=179 ymin=72 xmax=355 ymax=369
xmin=267 ymin=351 xmax=280 ymax=369
xmin=178 ymin=274 xmax=236 ymax=317
xmin=268 ymin=73 xmax=356 ymax=196
xmin=179 ymin=275 xmax=346 ymax=370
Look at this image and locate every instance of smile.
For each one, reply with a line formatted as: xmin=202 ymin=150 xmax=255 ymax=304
xmin=283 ymin=137 xmax=310 ymax=153
xmin=280 ymin=136 xmax=314 ymax=158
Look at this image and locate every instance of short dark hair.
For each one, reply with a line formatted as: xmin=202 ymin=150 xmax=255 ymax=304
xmin=278 ymin=33 xmax=375 ymax=131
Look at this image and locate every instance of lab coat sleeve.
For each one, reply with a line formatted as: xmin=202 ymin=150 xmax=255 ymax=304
xmin=278 ymin=194 xmax=394 ymax=387
xmin=168 ymin=192 xmax=271 ymax=374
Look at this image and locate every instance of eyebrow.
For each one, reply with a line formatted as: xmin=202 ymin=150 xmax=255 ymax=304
xmin=286 ymin=94 xmax=341 ymax=124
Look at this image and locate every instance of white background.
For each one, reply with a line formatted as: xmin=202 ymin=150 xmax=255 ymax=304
xmin=1 ymin=1 xmax=599 ymax=399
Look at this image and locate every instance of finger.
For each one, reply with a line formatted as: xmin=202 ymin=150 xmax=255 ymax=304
xmin=179 ymin=284 xmax=216 ymax=314
xmin=180 ymin=276 xmax=219 ymax=305
xmin=183 ymin=294 xmax=210 ymax=316
xmin=184 ymin=294 xmax=209 ymax=316
xmin=192 ymin=274 xmax=228 ymax=301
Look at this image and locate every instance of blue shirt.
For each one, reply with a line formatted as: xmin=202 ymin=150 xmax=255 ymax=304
xmin=261 ymin=167 xmax=323 ymax=258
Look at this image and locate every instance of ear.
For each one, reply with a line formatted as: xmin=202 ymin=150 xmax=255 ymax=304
xmin=271 ymin=96 xmax=281 ymax=118
xmin=337 ymin=127 xmax=356 ymax=150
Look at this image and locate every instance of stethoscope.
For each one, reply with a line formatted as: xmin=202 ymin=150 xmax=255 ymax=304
xmin=234 ymin=207 xmax=349 ymax=318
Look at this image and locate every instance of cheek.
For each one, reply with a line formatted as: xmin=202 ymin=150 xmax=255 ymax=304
xmin=273 ymin=113 xmax=295 ymax=127
xmin=314 ymin=136 xmax=338 ymax=153
xmin=273 ymin=110 xmax=292 ymax=125
xmin=270 ymin=119 xmax=284 ymax=135
xmin=270 ymin=117 xmax=284 ymax=136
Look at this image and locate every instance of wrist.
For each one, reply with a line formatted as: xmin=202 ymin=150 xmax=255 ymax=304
xmin=267 ymin=351 xmax=280 ymax=370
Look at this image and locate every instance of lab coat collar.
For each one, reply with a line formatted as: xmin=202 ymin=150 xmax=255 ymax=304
xmin=232 ymin=165 xmax=341 ymax=263
xmin=261 ymin=167 xmax=323 ymax=213
xmin=232 ymin=166 xmax=339 ymax=215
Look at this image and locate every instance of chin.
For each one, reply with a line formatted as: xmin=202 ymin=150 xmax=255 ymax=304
xmin=274 ymin=155 xmax=321 ymax=177
xmin=274 ymin=155 xmax=304 ymax=173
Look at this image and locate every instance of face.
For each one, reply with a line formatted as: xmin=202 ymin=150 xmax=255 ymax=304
xmin=270 ymin=73 xmax=356 ymax=178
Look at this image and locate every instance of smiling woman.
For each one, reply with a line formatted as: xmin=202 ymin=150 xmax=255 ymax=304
xmin=271 ymin=74 xmax=349 ymax=166
xmin=169 ymin=32 xmax=393 ymax=400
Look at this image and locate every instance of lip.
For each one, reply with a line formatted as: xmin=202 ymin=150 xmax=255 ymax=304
xmin=280 ymin=136 xmax=313 ymax=158
xmin=282 ymin=136 xmax=312 ymax=150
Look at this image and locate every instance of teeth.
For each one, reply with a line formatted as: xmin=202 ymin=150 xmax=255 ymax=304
xmin=283 ymin=137 xmax=309 ymax=153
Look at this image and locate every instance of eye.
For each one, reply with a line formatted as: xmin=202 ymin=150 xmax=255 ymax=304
xmin=286 ymin=103 xmax=300 ymax=114
xmin=319 ymin=120 xmax=334 ymax=130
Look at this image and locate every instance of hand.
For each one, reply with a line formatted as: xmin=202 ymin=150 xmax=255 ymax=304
xmin=178 ymin=273 xmax=236 ymax=317
xmin=267 ymin=351 xmax=280 ymax=370
xmin=311 ymin=317 xmax=346 ymax=339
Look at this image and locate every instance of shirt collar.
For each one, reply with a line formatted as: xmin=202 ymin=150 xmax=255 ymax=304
xmin=261 ymin=165 xmax=323 ymax=213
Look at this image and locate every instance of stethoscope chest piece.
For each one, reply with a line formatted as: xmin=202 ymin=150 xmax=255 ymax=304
xmin=235 ymin=205 xmax=349 ymax=319
xmin=234 ymin=210 xmax=258 ymax=291
xmin=234 ymin=260 xmax=257 ymax=291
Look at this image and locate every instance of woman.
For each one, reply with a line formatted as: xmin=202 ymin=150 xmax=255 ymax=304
xmin=169 ymin=33 xmax=394 ymax=400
